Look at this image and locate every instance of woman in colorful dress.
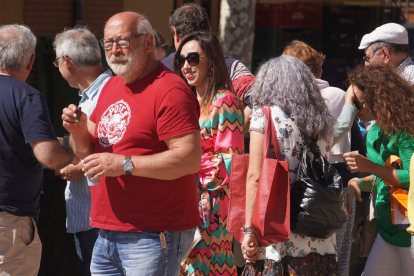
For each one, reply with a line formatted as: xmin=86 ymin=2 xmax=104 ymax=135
xmin=241 ymin=55 xmax=357 ymax=275
xmin=174 ymin=32 xmax=244 ymax=276
xmin=345 ymin=65 xmax=414 ymax=275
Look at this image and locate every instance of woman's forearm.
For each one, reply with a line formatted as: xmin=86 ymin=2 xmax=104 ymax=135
xmin=245 ymin=131 xmax=265 ymax=227
xmin=245 ymin=175 xmax=259 ymax=227
xmin=369 ymin=162 xmax=402 ymax=188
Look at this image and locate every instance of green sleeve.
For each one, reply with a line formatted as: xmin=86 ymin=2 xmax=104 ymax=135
xmin=397 ymin=134 xmax=414 ymax=190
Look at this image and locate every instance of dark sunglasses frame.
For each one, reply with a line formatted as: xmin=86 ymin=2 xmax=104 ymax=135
xmin=354 ymin=101 xmax=366 ymax=112
xmin=174 ymin=52 xmax=205 ymax=68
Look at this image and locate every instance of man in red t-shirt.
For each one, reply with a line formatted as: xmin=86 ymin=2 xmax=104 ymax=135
xmin=62 ymin=12 xmax=201 ymax=275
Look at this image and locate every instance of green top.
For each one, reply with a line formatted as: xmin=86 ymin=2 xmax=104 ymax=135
xmin=366 ymin=124 xmax=414 ymax=247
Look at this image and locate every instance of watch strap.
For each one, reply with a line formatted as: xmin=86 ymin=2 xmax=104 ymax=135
xmin=123 ymin=156 xmax=132 ymax=176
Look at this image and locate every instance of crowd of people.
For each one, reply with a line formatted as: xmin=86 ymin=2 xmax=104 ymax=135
xmin=1 ymin=2 xmax=414 ymax=276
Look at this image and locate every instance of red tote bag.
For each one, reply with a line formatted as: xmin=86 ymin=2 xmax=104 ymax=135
xmin=228 ymin=106 xmax=290 ymax=246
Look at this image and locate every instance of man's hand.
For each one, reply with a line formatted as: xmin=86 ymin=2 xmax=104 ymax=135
xmin=62 ymin=104 xmax=88 ymax=135
xmin=56 ymin=163 xmax=84 ymax=182
xmin=346 ymin=180 xmax=363 ymax=215
xmin=82 ymin=153 xmax=125 ymax=181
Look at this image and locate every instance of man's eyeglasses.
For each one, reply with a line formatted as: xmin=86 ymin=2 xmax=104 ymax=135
xmin=53 ymin=56 xmax=70 ymax=67
xmin=99 ymin=33 xmax=146 ymax=50
xmin=362 ymin=47 xmax=382 ymax=62
xmin=53 ymin=57 xmax=61 ymax=67
xmin=354 ymin=101 xmax=366 ymax=112
xmin=174 ymin=52 xmax=205 ymax=68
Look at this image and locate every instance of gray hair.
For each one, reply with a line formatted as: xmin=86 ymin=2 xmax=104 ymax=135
xmin=136 ymin=14 xmax=156 ymax=51
xmin=0 ymin=24 xmax=36 ymax=72
xmin=369 ymin=41 xmax=409 ymax=55
xmin=252 ymin=55 xmax=335 ymax=141
xmin=53 ymin=26 xmax=101 ymax=68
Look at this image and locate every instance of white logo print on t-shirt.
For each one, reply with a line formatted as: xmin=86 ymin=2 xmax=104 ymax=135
xmin=97 ymin=99 xmax=131 ymax=148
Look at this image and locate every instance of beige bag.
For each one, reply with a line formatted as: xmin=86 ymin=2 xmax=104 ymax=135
xmin=181 ymin=228 xmax=202 ymax=265
xmin=352 ymin=181 xmax=378 ymax=258
xmin=352 ymin=215 xmax=379 ymax=257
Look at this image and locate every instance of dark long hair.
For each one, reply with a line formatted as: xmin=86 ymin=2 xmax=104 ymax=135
xmin=349 ymin=65 xmax=414 ymax=136
xmin=174 ymin=32 xmax=237 ymax=117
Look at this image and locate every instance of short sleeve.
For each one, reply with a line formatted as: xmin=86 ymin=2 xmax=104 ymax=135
xmin=250 ymin=108 xmax=266 ymax=134
xmin=231 ymin=62 xmax=255 ymax=104
xmin=18 ymin=93 xmax=57 ymax=143
xmin=157 ymin=85 xmax=200 ymax=141
xmin=90 ymin=108 xmax=96 ymax=124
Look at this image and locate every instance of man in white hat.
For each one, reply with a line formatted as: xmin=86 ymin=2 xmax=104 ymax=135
xmin=359 ymin=23 xmax=414 ymax=83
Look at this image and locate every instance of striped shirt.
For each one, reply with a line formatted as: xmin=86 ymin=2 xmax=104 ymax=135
xmin=65 ymin=69 xmax=112 ymax=233
xmin=398 ymin=57 xmax=414 ymax=84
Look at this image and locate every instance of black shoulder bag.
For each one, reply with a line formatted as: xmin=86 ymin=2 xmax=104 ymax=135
xmin=290 ymin=139 xmax=347 ymax=239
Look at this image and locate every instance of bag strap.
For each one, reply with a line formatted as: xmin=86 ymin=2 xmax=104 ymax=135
xmin=261 ymin=105 xmax=283 ymax=161
xmin=365 ymin=178 xmax=377 ymax=217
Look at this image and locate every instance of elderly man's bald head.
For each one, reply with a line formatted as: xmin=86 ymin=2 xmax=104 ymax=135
xmin=106 ymin=12 xmax=141 ymax=30
xmin=103 ymin=12 xmax=157 ymax=83
xmin=0 ymin=24 xmax=36 ymax=72
xmin=104 ymin=12 xmax=154 ymax=46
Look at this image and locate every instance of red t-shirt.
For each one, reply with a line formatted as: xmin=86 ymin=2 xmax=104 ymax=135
xmin=89 ymin=63 xmax=201 ymax=232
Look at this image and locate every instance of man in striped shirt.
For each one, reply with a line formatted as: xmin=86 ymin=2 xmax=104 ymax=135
xmin=359 ymin=23 xmax=414 ymax=84
xmin=53 ymin=27 xmax=112 ymax=276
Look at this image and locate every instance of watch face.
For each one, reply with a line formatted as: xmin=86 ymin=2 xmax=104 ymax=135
xmin=123 ymin=160 xmax=133 ymax=171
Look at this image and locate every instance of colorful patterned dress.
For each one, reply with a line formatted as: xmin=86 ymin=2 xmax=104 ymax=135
xmin=181 ymin=92 xmax=244 ymax=276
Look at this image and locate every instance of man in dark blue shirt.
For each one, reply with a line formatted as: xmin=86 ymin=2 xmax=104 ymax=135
xmin=0 ymin=24 xmax=75 ymax=276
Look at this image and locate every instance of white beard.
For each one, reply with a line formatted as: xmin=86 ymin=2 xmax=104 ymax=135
xmin=106 ymin=45 xmax=146 ymax=79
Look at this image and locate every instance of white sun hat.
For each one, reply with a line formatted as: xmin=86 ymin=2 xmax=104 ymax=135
xmin=359 ymin=23 xmax=408 ymax=50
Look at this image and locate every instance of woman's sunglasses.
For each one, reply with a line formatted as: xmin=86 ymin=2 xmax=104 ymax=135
xmin=174 ymin=52 xmax=205 ymax=68
xmin=354 ymin=101 xmax=366 ymax=112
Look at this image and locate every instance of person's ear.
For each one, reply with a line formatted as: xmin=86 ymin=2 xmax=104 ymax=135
xmin=62 ymin=55 xmax=72 ymax=68
xmin=173 ymin=28 xmax=179 ymax=44
xmin=382 ymin=47 xmax=391 ymax=63
xmin=26 ymin=54 xmax=36 ymax=71
xmin=145 ymin=34 xmax=154 ymax=53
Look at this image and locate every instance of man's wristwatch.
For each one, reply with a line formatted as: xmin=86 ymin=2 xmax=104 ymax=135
xmin=122 ymin=156 xmax=133 ymax=176
xmin=241 ymin=226 xmax=254 ymax=234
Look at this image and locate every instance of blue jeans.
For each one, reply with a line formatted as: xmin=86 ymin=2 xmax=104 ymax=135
xmin=74 ymin=228 xmax=100 ymax=276
xmin=90 ymin=228 xmax=196 ymax=276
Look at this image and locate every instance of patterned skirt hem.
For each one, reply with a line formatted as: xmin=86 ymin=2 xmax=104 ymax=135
xmin=242 ymin=253 xmax=340 ymax=276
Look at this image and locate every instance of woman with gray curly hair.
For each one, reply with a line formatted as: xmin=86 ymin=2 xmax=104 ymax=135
xmin=240 ymin=55 xmax=356 ymax=275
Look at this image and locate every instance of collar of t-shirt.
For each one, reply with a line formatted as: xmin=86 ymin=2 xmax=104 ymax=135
xmin=124 ymin=62 xmax=166 ymax=89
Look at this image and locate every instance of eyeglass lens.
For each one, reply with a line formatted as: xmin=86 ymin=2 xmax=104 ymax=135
xmin=363 ymin=48 xmax=381 ymax=62
xmin=354 ymin=102 xmax=365 ymax=112
xmin=176 ymin=53 xmax=200 ymax=68
xmin=102 ymin=39 xmax=129 ymax=49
